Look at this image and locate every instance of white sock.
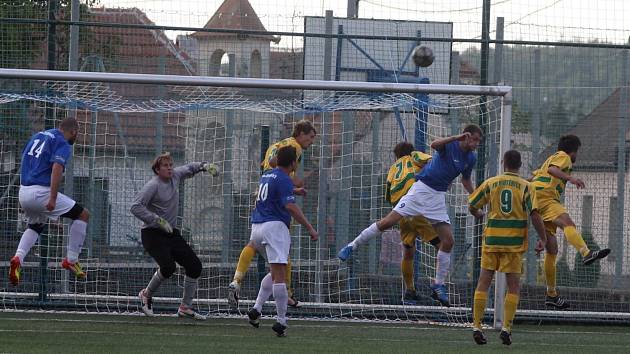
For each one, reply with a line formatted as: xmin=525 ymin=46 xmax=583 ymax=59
xmin=181 ymin=276 xmax=198 ymax=308
xmin=435 ymin=250 xmax=451 ymax=285
xmin=67 ymin=220 xmax=87 ymax=262
xmin=273 ymin=282 xmax=288 ymax=326
xmin=349 ymin=223 xmax=382 ymax=249
xmin=15 ymin=228 xmax=40 ymax=263
xmin=145 ymin=270 xmax=165 ymax=297
xmin=254 ymin=273 xmax=273 ymax=312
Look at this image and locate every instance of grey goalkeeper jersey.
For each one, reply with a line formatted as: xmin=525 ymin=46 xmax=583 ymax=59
xmin=130 ymin=162 xmax=204 ymax=229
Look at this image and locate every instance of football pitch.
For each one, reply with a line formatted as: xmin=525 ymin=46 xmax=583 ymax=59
xmin=1 ymin=312 xmax=629 ymax=353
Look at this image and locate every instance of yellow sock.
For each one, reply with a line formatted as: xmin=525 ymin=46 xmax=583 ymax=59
xmin=233 ymin=245 xmax=256 ymax=284
xmin=286 ymin=260 xmax=293 ymax=297
xmin=544 ymin=253 xmax=557 ymax=297
xmin=401 ymin=258 xmax=415 ymax=290
xmin=473 ymin=290 xmax=488 ymax=330
xmin=503 ymin=293 xmax=519 ymax=332
xmin=564 ymin=226 xmax=590 ymax=257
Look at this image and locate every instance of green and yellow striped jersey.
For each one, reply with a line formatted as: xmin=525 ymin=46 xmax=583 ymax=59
xmin=261 ymin=137 xmax=303 ymax=175
xmin=468 ymin=172 xmax=538 ymax=253
xmin=385 ymin=151 xmax=432 ymax=205
xmin=531 ymin=151 xmax=572 ymax=202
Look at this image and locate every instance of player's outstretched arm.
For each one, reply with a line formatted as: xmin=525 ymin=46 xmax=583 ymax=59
xmin=548 ymin=166 xmax=585 ymax=189
xmin=430 ymin=132 xmax=470 ymax=151
xmin=46 ymin=163 xmax=64 ymax=211
xmin=174 ymin=162 xmax=215 ymax=180
xmin=201 ymin=162 xmax=219 ymax=177
xmin=285 ymin=203 xmax=318 ymax=241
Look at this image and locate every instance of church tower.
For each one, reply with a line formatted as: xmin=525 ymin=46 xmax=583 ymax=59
xmin=182 ymin=0 xmax=279 ymax=78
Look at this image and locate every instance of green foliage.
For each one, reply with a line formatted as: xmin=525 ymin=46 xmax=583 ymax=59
xmin=511 ymin=99 xmax=531 ymax=133
xmin=0 ymin=2 xmax=47 ymax=68
xmin=0 ymin=0 xmax=105 ymax=70
xmin=460 ymin=43 xmax=625 ymax=136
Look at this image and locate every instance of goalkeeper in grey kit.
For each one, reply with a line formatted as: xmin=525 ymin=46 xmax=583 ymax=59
xmin=130 ymin=152 xmax=218 ymax=320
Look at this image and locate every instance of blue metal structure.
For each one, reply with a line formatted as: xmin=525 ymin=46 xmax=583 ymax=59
xmin=333 ymin=26 xmax=432 ymax=296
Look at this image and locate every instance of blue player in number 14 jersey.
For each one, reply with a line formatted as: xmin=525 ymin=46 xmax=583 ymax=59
xmin=20 ymin=128 xmax=72 ymax=186
xmin=9 ymin=118 xmax=89 ymax=287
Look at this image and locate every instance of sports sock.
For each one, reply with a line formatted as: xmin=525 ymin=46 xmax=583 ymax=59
xmin=145 ymin=270 xmax=166 ymax=297
xmin=473 ymin=290 xmax=488 ymax=330
xmin=15 ymin=228 xmax=39 ymax=263
xmin=401 ymin=258 xmax=414 ymax=290
xmin=349 ymin=223 xmax=382 ymax=248
xmin=254 ymin=273 xmax=273 ymax=312
xmin=273 ymin=282 xmax=289 ymax=326
xmin=181 ymin=276 xmax=198 ymax=308
xmin=67 ymin=220 xmax=87 ymax=262
xmin=434 ymin=250 xmax=451 ymax=285
xmin=564 ymin=226 xmax=590 ymax=257
xmin=544 ymin=253 xmax=557 ymax=297
xmin=233 ymin=245 xmax=256 ymax=284
xmin=503 ymin=293 xmax=519 ymax=332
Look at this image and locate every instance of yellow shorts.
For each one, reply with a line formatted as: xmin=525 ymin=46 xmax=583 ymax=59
xmin=400 ymin=216 xmax=439 ymax=248
xmin=538 ymin=199 xmax=567 ymax=236
xmin=480 ymin=251 xmax=524 ymax=274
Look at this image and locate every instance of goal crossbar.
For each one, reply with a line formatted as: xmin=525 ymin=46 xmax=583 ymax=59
xmin=0 ymin=68 xmax=512 ymax=96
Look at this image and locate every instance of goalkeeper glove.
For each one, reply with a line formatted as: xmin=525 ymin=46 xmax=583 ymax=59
xmin=202 ymin=162 xmax=219 ymax=177
xmin=156 ymin=216 xmax=173 ymax=234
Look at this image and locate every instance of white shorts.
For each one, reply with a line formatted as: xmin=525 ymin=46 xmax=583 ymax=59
xmin=249 ymin=221 xmax=291 ymax=264
xmin=393 ymin=180 xmax=450 ymax=224
xmin=19 ymin=185 xmax=76 ymax=224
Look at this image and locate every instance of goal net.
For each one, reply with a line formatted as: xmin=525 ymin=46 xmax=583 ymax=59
xmin=2 ymin=69 xmax=620 ymax=326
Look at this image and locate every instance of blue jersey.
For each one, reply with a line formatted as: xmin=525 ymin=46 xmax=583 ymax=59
xmin=417 ymin=140 xmax=476 ymax=192
xmin=20 ymin=129 xmax=71 ymax=187
xmin=251 ymin=168 xmax=296 ymax=227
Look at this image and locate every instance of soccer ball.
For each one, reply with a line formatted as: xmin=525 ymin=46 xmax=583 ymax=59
xmin=412 ymin=45 xmax=435 ymax=68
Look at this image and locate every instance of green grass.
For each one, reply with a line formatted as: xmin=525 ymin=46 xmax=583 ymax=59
xmin=1 ymin=312 xmax=629 ymax=353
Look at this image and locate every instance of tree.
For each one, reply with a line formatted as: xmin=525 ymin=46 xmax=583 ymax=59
xmin=543 ymin=98 xmax=570 ymax=139
xmin=0 ymin=2 xmax=47 ymax=69
xmin=0 ymin=1 xmax=102 ymax=70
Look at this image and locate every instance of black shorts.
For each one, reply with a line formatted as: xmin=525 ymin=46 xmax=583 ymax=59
xmin=141 ymin=227 xmax=201 ymax=278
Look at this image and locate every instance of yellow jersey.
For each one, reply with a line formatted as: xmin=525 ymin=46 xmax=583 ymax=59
xmin=531 ymin=151 xmax=572 ymax=202
xmin=261 ymin=137 xmax=303 ymax=173
xmin=468 ymin=172 xmax=538 ymax=253
xmin=385 ymin=151 xmax=432 ymax=205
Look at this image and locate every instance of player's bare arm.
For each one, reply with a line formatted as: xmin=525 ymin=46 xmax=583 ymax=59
xmin=291 ymin=175 xmax=305 ymax=188
xmin=285 ymin=203 xmax=318 ymax=240
xmin=530 ymin=210 xmax=548 ymax=255
xmin=461 ymin=177 xmax=475 ymax=194
xmin=430 ymin=132 xmax=470 ymax=151
xmin=547 ymin=166 xmax=585 ymax=189
xmin=46 ymin=162 xmax=64 ymax=211
xmin=469 ymin=205 xmax=485 ymax=219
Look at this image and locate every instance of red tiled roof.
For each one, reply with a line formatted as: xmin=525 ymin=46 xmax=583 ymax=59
xmin=26 ymin=7 xmax=193 ymax=152
xmin=191 ymin=0 xmax=278 ymax=42
xmin=542 ymin=88 xmax=630 ymax=171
